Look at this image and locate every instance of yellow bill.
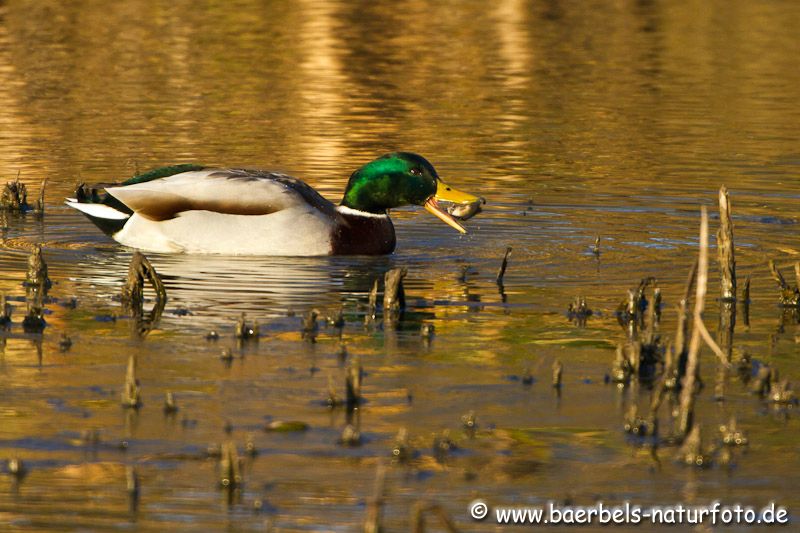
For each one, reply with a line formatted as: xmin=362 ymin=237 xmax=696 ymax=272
xmin=424 ymin=181 xmax=481 ymax=234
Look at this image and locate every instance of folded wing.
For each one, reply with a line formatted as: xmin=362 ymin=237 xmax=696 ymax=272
xmin=106 ymin=169 xmax=337 ymax=221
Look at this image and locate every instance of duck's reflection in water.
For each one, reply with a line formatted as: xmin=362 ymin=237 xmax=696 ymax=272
xmin=70 ymin=249 xmax=401 ymax=327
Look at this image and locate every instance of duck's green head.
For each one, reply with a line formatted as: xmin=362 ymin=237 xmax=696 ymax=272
xmin=341 ymin=152 xmax=480 ymax=233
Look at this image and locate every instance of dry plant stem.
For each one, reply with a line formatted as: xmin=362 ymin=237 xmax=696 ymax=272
xmin=742 ymin=274 xmax=751 ymax=326
xmin=678 ymin=425 xmax=702 ymax=464
xmin=368 ymin=279 xmax=378 ymax=308
xmin=674 ymin=260 xmax=698 ymax=362
xmin=1 ymin=177 xmax=27 ymax=211
xmin=716 ymin=186 xmax=736 ymax=301
xmin=795 ymin=262 xmax=800 ymax=289
xmin=649 ymin=341 xmax=672 ymax=417
xmin=742 ymin=275 xmax=750 ymax=302
xmin=552 ymin=360 xmax=563 ymax=388
xmin=23 ymin=278 xmax=46 ymax=331
xmin=122 ymin=252 xmax=167 ymax=338
xmin=0 ymin=293 xmax=11 ymax=324
xmin=643 ymin=287 xmax=658 ymax=345
xmin=767 ymin=260 xmax=800 ymax=306
xmin=26 ymin=245 xmax=50 ymax=289
xmin=496 ymin=246 xmax=512 ymax=284
xmin=768 ymin=260 xmax=788 ymax=289
xmin=36 ymin=179 xmax=47 ymax=214
xmin=716 ymin=298 xmax=735 ymax=400
xmin=717 ymin=298 xmax=735 ymax=357
xmin=366 ymin=279 xmax=378 ymax=325
xmin=121 ymin=252 xmax=167 ymax=310
xmin=715 ymin=186 xmax=736 ymax=387
xmin=714 ymin=359 xmax=728 ymax=400
xmin=383 ymin=267 xmax=407 ymax=320
xmin=363 ymin=463 xmax=386 ymax=533
xmin=126 ymin=465 xmax=139 ymax=494
xmin=697 ymin=319 xmax=730 ymax=366
xmin=122 ymin=354 xmax=141 ymax=408
xmin=678 ymin=207 xmax=708 ymax=437
xmin=346 ymin=358 xmax=363 ymax=408
xmin=219 ymin=441 xmax=241 ymax=488
xmin=24 ymin=248 xmax=48 ymax=329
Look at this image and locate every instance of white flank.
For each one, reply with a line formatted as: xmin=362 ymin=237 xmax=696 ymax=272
xmin=65 ymin=201 xmax=130 ymax=220
xmin=113 ymin=209 xmax=334 ymax=255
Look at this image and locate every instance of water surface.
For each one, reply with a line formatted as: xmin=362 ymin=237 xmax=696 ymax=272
xmin=0 ymin=1 xmax=799 ymax=530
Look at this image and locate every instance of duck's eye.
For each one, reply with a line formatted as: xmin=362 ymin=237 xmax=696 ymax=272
xmin=409 ymin=168 xmax=422 ymax=176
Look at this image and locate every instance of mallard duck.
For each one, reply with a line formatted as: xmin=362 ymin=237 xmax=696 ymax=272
xmin=66 ymin=152 xmax=482 ymax=255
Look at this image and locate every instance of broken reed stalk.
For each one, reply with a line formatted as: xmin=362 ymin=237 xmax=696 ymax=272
xmin=742 ymin=275 xmax=750 ymax=303
xmin=616 ymin=277 xmax=655 ymax=339
xmin=126 ymin=466 xmax=140 ymax=513
xmin=796 ymin=262 xmax=800 ymax=290
xmin=0 ymin=176 xmax=46 ymax=214
xmin=34 ymin=179 xmax=46 ymax=216
xmin=714 ymin=187 xmax=737 ymax=398
xmin=768 ymin=259 xmax=788 ymax=290
xmin=673 ymin=260 xmax=698 ymax=367
xmin=0 ymin=177 xmax=27 ymax=212
xmin=648 ymin=341 xmax=671 ymax=419
xmin=742 ymin=275 xmax=751 ymax=326
xmin=716 ymin=186 xmax=736 ymax=301
xmin=383 ymin=267 xmax=407 ymax=320
xmin=121 ymin=252 xmax=167 ymax=312
xmin=771 ymin=260 xmax=800 ymax=298
xmin=219 ymin=441 xmax=242 ymax=488
xmin=301 ymin=309 xmax=318 ymax=342
xmin=496 ymin=246 xmax=512 ymax=284
xmin=327 ymin=374 xmax=340 ymax=407
xmin=552 ymin=360 xmax=563 ymax=388
xmin=164 ymin=392 xmax=178 ymax=414
xmin=714 ymin=356 xmax=728 ymax=401
xmin=26 ymin=245 xmax=50 ymax=290
xmin=0 ymin=293 xmax=11 ymax=326
xmin=677 ymin=208 xmax=709 ymax=438
xmin=121 ymin=354 xmax=141 ymax=408
xmin=365 ymin=279 xmax=379 ymax=325
xmin=642 ymin=286 xmax=660 ymax=346
xmin=717 ymin=301 xmax=736 ymax=360
xmin=236 ymin=312 xmax=260 ymax=341
xmin=23 ymin=247 xmax=50 ymax=332
xmin=678 ymin=425 xmax=706 ymax=467
xmin=22 ymin=278 xmax=47 ymax=332
xmin=676 ymin=207 xmax=729 ymax=437
xmin=715 ymin=298 xmax=736 ymax=400
xmin=363 ymin=463 xmax=386 ymax=533
xmin=7 ymin=458 xmax=26 ymax=479
xmin=767 ymin=260 xmax=800 ymax=306
xmin=346 ymin=357 xmax=363 ymax=409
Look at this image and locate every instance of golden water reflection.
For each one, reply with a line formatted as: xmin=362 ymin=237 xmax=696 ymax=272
xmin=0 ymin=0 xmax=799 ymax=530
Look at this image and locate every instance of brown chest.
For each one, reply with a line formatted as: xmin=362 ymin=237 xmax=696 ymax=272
xmin=330 ymin=213 xmax=396 ymax=255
